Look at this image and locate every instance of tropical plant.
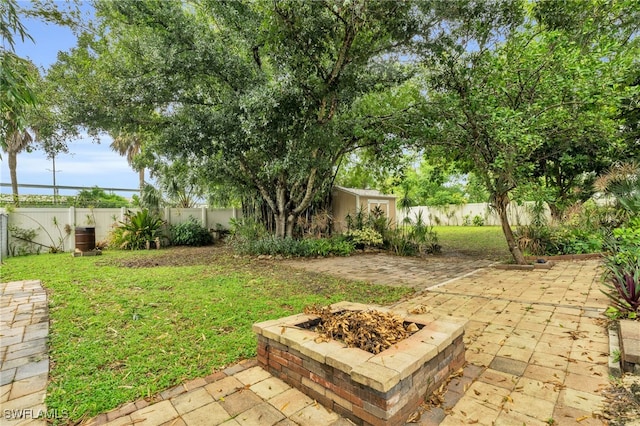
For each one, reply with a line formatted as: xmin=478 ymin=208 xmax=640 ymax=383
xmin=594 ymin=162 xmax=640 ymax=217
xmin=8 ymin=225 xmax=40 ymax=256
xmin=109 ymin=209 xmax=165 ymax=250
xmin=602 ymin=256 xmax=640 ymax=319
xmin=110 ymin=132 xmax=146 ymax=192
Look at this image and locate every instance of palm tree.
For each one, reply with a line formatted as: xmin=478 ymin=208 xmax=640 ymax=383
xmin=594 ymin=162 xmax=640 ymax=216
xmin=3 ymin=112 xmax=34 ymax=206
xmin=110 ymin=132 xmax=145 ymax=192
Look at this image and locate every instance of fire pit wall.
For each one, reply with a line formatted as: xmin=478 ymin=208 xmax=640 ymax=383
xmin=253 ymin=302 xmax=466 ymax=426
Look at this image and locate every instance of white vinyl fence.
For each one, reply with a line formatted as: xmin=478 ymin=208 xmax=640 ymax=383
xmin=396 ymin=202 xmax=550 ymax=227
xmin=1 ymin=207 xmax=241 ymax=258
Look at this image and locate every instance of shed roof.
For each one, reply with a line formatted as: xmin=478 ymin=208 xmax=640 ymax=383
xmin=333 ymin=186 xmax=396 ymax=199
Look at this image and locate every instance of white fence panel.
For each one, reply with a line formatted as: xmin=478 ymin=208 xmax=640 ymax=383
xmin=2 ymin=206 xmax=240 ymax=256
xmin=397 ymin=202 xmax=551 ymax=227
xmin=205 ymin=208 xmax=240 ymax=230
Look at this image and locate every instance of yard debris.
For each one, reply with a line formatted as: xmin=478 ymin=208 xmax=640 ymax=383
xmin=409 ymin=305 xmax=428 ymax=314
xmin=601 ymin=374 xmax=640 ymax=425
xmin=303 ymin=305 xmax=419 ymax=354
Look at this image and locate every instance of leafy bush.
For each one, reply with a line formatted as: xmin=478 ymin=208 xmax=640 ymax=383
xmin=551 ymin=227 xmax=603 ymax=255
xmin=472 ymin=215 xmax=485 ymax=226
xmin=343 ymin=228 xmax=384 ymax=248
xmin=607 ymin=218 xmax=640 ymax=265
xmin=234 ymin=236 xmax=354 ymax=257
xmin=109 ymin=209 xmax=166 ymax=250
xmin=170 ymin=217 xmax=213 ymax=246
xmin=229 ymin=217 xmax=268 ymax=241
xmin=516 ymin=200 xmax=610 ymax=256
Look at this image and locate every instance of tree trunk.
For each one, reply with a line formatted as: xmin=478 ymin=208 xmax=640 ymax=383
xmin=286 ymin=214 xmax=296 ymax=238
xmin=8 ymin=151 xmax=19 ymax=207
xmin=275 ymin=185 xmax=287 ymax=238
xmin=275 ymin=212 xmax=286 ymax=238
xmin=493 ymin=192 xmax=527 ymax=265
xmin=139 ymin=168 xmax=145 ymax=193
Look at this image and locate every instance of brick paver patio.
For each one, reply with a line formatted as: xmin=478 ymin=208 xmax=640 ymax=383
xmin=1 ymin=256 xmax=619 ymax=425
xmin=1 ymin=280 xmax=49 ymax=426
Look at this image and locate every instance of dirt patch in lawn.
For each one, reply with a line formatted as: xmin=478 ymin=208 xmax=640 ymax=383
xmin=100 ymin=245 xmax=233 ymax=268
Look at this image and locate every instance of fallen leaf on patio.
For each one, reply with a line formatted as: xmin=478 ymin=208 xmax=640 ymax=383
xmin=281 ymin=402 xmax=289 ymax=411
xmin=409 ymin=306 xmax=427 ymax=314
xmin=473 ymin=389 xmax=481 ymax=396
xmin=406 ymin=411 xmax=421 ymax=423
xmin=576 ymin=415 xmax=589 ymax=422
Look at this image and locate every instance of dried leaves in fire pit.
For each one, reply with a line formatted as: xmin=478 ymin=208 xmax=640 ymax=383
xmin=304 ymin=305 xmax=419 ymax=354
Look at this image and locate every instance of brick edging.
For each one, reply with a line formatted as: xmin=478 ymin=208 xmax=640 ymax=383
xmin=524 ymin=253 xmax=604 ymax=261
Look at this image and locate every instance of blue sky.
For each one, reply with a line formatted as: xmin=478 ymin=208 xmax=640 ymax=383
xmin=1 ymin=5 xmax=144 ymax=197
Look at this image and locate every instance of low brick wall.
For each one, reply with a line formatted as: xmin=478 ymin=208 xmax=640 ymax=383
xmin=253 ymin=302 xmax=466 ymax=426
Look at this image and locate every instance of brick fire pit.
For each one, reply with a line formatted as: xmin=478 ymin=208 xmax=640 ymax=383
xmin=253 ymin=302 xmax=466 ymax=426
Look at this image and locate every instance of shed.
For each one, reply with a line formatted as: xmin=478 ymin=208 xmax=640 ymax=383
xmin=331 ymin=186 xmax=397 ymax=232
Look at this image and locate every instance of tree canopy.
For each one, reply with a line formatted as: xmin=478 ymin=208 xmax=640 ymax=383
xmin=38 ymin=0 xmax=640 ymax=264
xmin=413 ymin=0 xmax=639 ymax=263
xmin=51 ymin=0 xmax=435 ymax=236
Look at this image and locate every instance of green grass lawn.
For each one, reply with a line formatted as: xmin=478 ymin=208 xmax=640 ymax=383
xmin=1 ymin=247 xmax=412 ymax=423
xmin=434 ymin=226 xmax=511 ymax=260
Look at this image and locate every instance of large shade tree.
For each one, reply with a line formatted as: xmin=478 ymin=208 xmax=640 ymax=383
xmin=51 ymin=0 xmax=438 ymax=237
xmin=415 ymin=0 xmax=638 ymax=264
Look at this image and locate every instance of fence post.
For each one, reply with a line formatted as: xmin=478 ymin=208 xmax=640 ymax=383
xmin=201 ymin=206 xmax=207 ymax=227
xmin=164 ymin=207 xmax=171 ymax=225
xmin=69 ymin=206 xmax=76 ymax=251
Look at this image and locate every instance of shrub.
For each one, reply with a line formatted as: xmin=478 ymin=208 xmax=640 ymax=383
xmin=607 ymin=218 xmax=640 ymax=265
xmin=472 ymin=215 xmax=485 ymax=226
xmin=170 ymin=217 xmax=213 ymax=246
xmin=343 ymin=228 xmax=384 ymax=248
xmin=551 ymin=227 xmax=603 ymax=255
xmin=233 ymin=236 xmax=354 ymax=257
xmin=109 ymin=209 xmax=165 ymax=250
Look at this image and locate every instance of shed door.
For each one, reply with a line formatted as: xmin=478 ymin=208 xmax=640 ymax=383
xmin=367 ymin=199 xmax=389 ymax=217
